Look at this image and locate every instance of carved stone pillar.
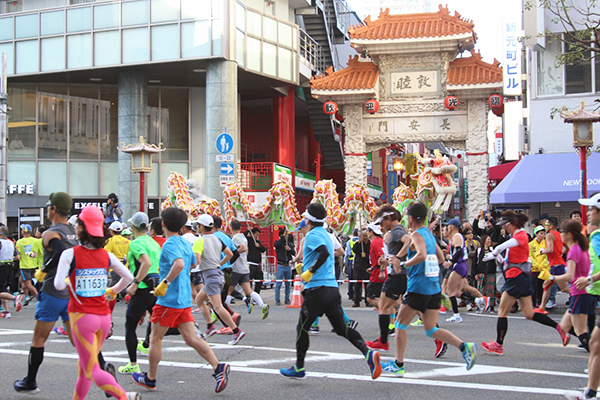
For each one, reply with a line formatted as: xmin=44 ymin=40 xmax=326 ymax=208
xmin=466 ymin=99 xmax=489 ymax=216
xmin=343 ymin=103 xmax=367 ymax=196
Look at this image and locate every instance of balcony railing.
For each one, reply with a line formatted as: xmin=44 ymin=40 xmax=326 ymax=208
xmin=299 ymin=28 xmax=326 ymax=74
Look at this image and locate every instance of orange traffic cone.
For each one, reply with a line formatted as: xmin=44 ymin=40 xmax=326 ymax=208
xmin=286 ymin=277 xmax=303 ymax=308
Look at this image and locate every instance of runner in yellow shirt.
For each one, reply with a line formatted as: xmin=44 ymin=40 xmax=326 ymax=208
xmin=530 ymin=225 xmax=549 ymax=313
xmin=15 ymin=224 xmax=38 ymax=304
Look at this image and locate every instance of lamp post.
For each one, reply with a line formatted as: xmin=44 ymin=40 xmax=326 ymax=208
xmin=562 ymin=101 xmax=599 ymax=217
xmin=118 ymin=136 xmax=165 ymax=213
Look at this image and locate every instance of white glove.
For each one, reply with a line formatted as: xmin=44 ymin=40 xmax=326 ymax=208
xmin=482 ymin=252 xmax=495 ymax=262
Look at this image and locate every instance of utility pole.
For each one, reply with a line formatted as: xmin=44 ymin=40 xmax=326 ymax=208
xmin=0 ymin=53 xmax=8 ymax=225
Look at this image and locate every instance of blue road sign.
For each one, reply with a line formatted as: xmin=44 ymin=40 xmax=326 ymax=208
xmin=220 ymin=163 xmax=234 ymax=175
xmin=216 ymin=132 xmax=234 ymax=154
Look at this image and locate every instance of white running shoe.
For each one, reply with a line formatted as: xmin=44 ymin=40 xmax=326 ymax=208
xmin=564 ymin=389 xmax=596 ymax=399
xmin=546 ymin=300 xmax=556 ymax=309
xmin=446 ymin=314 xmax=462 ymax=323
xmin=126 ymin=393 xmax=142 ymax=400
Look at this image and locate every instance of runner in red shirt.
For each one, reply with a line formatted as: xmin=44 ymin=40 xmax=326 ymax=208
xmin=365 ymin=223 xmax=387 ymax=308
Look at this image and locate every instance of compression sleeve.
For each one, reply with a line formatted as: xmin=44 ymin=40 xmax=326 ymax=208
xmin=492 ymin=237 xmax=520 ymax=256
xmin=309 ymin=245 xmax=329 ymax=272
xmin=449 ymin=246 xmax=464 ymax=264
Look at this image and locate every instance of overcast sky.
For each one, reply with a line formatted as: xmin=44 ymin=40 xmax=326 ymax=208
xmin=346 ymin=0 xmax=523 ymax=64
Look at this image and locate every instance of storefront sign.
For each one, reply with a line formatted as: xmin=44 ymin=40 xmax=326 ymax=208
xmin=274 ymin=164 xmax=292 ymax=185
xmin=368 ymin=183 xmax=382 ymax=199
xmin=7 ymin=183 xmax=34 ymax=195
xmin=502 ymin=17 xmax=522 ymax=96
xmin=295 ymin=170 xmax=316 ymax=191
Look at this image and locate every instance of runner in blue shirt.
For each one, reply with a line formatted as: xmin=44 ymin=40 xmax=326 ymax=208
xmin=381 ymin=201 xmax=477 ymax=377
xmin=279 ymin=203 xmax=382 ymax=380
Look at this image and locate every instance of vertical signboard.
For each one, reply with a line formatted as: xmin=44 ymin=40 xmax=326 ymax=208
xmin=502 ymin=18 xmax=522 ymax=96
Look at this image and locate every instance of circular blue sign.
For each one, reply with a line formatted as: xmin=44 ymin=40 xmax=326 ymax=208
xmin=380 ymin=193 xmax=387 ymax=201
xmin=216 ymin=133 xmax=234 ymax=154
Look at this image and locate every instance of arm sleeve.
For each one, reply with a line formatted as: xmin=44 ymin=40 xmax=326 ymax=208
xmin=493 ymin=237 xmax=520 ymax=255
xmin=54 ymin=248 xmax=74 ymax=291
xmin=109 ymin=253 xmax=134 ymax=293
xmin=309 ymin=245 xmax=330 ymax=272
xmin=229 ymin=249 xmax=240 ymax=265
xmin=449 ymin=246 xmax=464 ymax=264
xmin=114 ymin=205 xmax=123 ymax=218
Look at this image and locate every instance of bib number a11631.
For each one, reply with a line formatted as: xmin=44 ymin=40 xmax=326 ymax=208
xmin=75 ymin=268 xmax=107 ymax=297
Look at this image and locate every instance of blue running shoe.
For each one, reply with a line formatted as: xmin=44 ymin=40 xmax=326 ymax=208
xmin=381 ymin=360 xmax=405 ymax=377
xmin=280 ymin=365 xmax=306 ymax=379
xmin=462 ymin=342 xmax=477 ymax=370
xmin=213 ymin=363 xmax=230 ymax=393
xmin=366 ymin=350 xmax=382 ymax=380
xmin=131 ymin=372 xmax=156 ymax=390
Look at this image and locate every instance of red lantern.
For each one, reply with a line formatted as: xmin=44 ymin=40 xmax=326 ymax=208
xmin=323 ymin=101 xmax=338 ymax=115
xmin=444 ymin=96 xmax=459 ymax=110
xmin=364 ymin=99 xmax=379 ymax=114
xmin=492 ymin=104 xmax=504 ymax=116
xmin=488 ymin=94 xmax=503 ymax=110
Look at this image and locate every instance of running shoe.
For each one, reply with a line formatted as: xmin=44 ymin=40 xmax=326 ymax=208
xmin=388 ymin=328 xmax=395 ymax=337
xmin=564 ymin=390 xmax=597 ymax=399
xmin=308 ymin=325 xmax=319 ymax=335
xmin=107 ymin=321 xmax=114 ymax=339
xmin=2 ymin=311 xmax=11 ymax=318
xmin=475 ymin=297 xmax=491 ymax=313
xmin=261 ymin=304 xmax=269 ymax=320
xmin=232 ymin=312 xmax=242 ymax=327
xmin=210 ymin=310 xmax=218 ymax=324
xmin=434 ymin=339 xmax=448 ymax=358
xmin=410 ymin=318 xmax=423 ymax=327
xmin=381 ymin=360 xmax=404 ymax=377
xmin=131 ymin=372 xmax=156 ymax=390
xmin=546 ymin=300 xmax=556 ymax=309
xmin=194 ymin=323 xmax=206 ymax=340
xmin=228 ymin=330 xmax=245 ymax=345
xmin=533 ymin=307 xmax=548 ymax=315
xmin=280 ymin=365 xmax=306 ymax=379
xmin=137 ymin=340 xmax=149 ymax=356
xmin=53 ymin=326 xmax=68 ymax=336
xmin=126 ymin=393 xmax=141 ymax=400
xmin=446 ymin=314 xmax=462 ymax=323
xmin=366 ymin=338 xmax=389 ymax=352
xmin=347 ymin=319 xmax=359 ymax=330
xmin=440 ymin=293 xmax=451 ymax=309
xmin=217 ymin=327 xmax=233 ymax=335
xmin=14 ymin=378 xmax=39 ymax=395
xmin=466 ymin=302 xmax=474 ymax=312
xmin=557 ymin=324 xmax=571 ymax=346
xmin=439 ymin=305 xmax=447 ymax=314
xmin=245 ymin=298 xmax=254 ymax=314
xmin=192 ymin=307 xmax=202 ymax=314
xmin=104 ymin=363 xmax=117 ymax=398
xmin=213 ymin=362 xmax=230 ymax=393
xmin=366 ymin=350 xmax=382 ymax=380
xmin=481 ymin=340 xmax=503 ymax=355
xmin=205 ymin=326 xmax=218 ymax=338
xmin=14 ymin=294 xmax=24 ymax=312
xmin=118 ymin=362 xmax=141 ymax=374
xmin=23 ymin=295 xmax=32 ymax=307
xmin=461 ymin=342 xmax=477 ymax=370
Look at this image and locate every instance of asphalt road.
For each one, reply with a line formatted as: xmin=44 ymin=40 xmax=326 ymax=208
xmin=0 ymin=289 xmax=590 ymax=400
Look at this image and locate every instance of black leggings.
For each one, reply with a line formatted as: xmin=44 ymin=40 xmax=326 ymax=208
xmin=249 ymin=264 xmax=263 ymax=294
xmin=125 ymin=289 xmax=156 ymax=363
xmin=295 ymin=287 xmax=368 ymax=368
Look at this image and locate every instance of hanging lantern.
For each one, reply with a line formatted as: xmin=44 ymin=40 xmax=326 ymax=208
xmin=364 ymin=99 xmax=379 ymax=114
xmin=323 ymin=100 xmax=338 ymax=115
xmin=444 ymin=96 xmax=459 ymax=110
xmin=488 ymin=94 xmax=504 ymax=110
xmin=492 ymin=104 xmax=504 ymax=116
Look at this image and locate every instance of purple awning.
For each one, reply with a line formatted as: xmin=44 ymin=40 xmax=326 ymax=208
xmin=490 ymin=152 xmax=600 ymax=204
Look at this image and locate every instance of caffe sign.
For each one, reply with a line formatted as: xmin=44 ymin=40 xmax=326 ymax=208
xmin=8 ymin=183 xmax=34 ymax=195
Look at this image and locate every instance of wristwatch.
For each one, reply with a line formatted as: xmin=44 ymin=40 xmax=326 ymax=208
xmin=550 ymin=275 xmax=555 ymax=282
xmin=133 ymin=279 xmax=139 ymax=285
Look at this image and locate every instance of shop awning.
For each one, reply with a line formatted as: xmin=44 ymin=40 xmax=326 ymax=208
xmin=490 ymin=153 xmax=600 ymax=204
xmin=488 ymin=160 xmax=519 ymax=181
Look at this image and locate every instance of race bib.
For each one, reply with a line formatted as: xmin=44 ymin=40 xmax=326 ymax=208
xmin=75 ymin=268 xmax=108 ymax=297
xmin=425 ymin=254 xmax=439 ymax=278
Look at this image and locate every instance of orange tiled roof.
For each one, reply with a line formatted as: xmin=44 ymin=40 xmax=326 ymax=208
xmin=447 ymin=50 xmax=503 ymax=85
xmin=348 ymin=5 xmax=475 ymax=41
xmin=310 ymin=55 xmax=378 ymax=91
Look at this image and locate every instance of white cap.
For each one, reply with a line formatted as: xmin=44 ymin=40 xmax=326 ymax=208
xmin=196 ymin=214 xmax=214 ymax=228
xmin=109 ymin=221 xmax=123 ymax=232
xmin=579 ymin=193 xmax=600 ymax=209
xmin=128 ymin=212 xmax=149 ymax=229
xmin=67 ymin=215 xmax=78 ymax=226
xmin=367 ymin=222 xmax=382 ymax=236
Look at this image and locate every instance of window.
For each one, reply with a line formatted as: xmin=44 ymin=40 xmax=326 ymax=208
xmin=264 ymin=0 xmax=275 ymax=16
xmin=537 ymin=36 xmax=563 ymax=96
xmin=564 ymin=32 xmax=592 ymax=94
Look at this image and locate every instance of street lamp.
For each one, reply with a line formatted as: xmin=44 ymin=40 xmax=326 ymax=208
xmin=118 ymin=136 xmax=165 ymax=212
xmin=562 ymin=101 xmax=600 ymax=217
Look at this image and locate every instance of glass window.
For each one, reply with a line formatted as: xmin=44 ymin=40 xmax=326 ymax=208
xmin=100 ymin=162 xmax=118 ymax=197
xmin=41 ymin=11 xmax=64 ymax=36
xmin=247 ymin=11 xmax=261 ymax=37
xmin=15 ymin=14 xmax=37 ymax=39
xmin=7 ymin=85 xmax=36 ymax=160
xmin=0 ymin=17 xmax=13 ymax=41
xmin=181 ymin=0 xmax=206 ymax=20
xmin=16 ymin=40 xmax=39 ymax=74
xmin=212 ymin=19 xmax=221 ymax=56
xmin=264 ymin=0 xmax=275 ymax=15
xmin=292 ymin=26 xmax=297 ymax=50
xmin=7 ymin=161 xmax=36 ymax=191
xmin=263 ymin=42 xmax=276 ymax=76
xmin=69 ymin=162 xmax=98 ymax=196
xmin=263 ymin=16 xmax=276 ymax=43
xmin=41 ymin=37 xmax=66 ymax=71
xmin=38 ymin=85 xmax=68 ymax=160
xmin=247 ymin=36 xmax=261 ymax=72
xmin=278 ymin=22 xmax=292 ymax=48
xmin=39 ymin=161 xmax=67 ymax=195
xmin=278 ymin=47 xmax=291 ymax=81
xmin=122 ymin=0 xmax=148 ymax=26
xmin=536 ymin=37 xmax=563 ymax=96
xmin=94 ymin=30 xmax=120 ymax=66
xmin=236 ymin=30 xmax=244 ymax=67
xmin=151 ymin=24 xmax=179 ymax=61
xmin=181 ymin=21 xmax=210 ymax=58
xmin=160 ymin=88 xmax=189 ymax=161
xmin=68 ymin=33 xmax=92 ymax=68
xmin=212 ymin=0 xmax=222 ymax=18
xmin=147 ymin=87 xmax=160 ymax=146
xmin=94 ymin=3 xmax=119 ymax=30
xmin=69 ymin=85 xmax=99 ymax=160
xmin=0 ymin=43 xmax=14 ymax=75
xmin=160 ymin=162 xmax=187 ymax=195
xmin=236 ymin=2 xmax=244 ymax=31
xmin=100 ymin=85 xmax=118 ymax=160
xmin=151 ymin=0 xmax=179 ymax=23
xmin=147 ymin=162 xmax=159 ymax=197
xmin=123 ymin=27 xmax=149 ymax=63
xmin=565 ymin=33 xmax=592 ymax=94
xmin=67 ymin=7 xmax=91 ymax=33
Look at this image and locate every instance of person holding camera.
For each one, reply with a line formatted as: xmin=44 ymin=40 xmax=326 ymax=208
xmin=103 ymin=193 xmax=123 ymax=225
